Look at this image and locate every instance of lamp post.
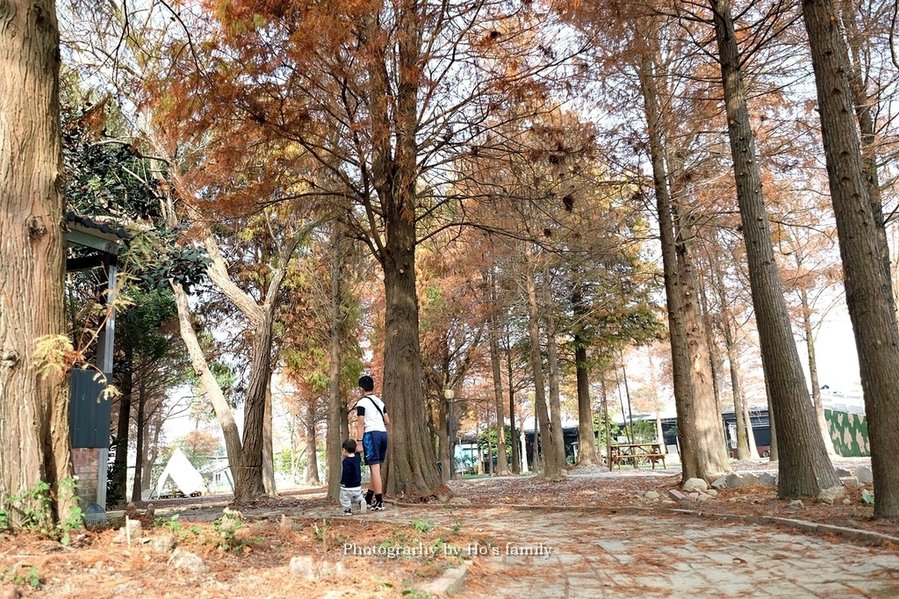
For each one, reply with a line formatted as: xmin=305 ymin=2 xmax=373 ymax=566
xmin=444 ymin=388 xmax=455 ymax=479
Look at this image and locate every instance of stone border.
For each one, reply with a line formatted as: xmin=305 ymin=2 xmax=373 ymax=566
xmin=666 ymin=508 xmax=899 ymax=547
xmin=420 ymin=563 xmax=469 ymax=597
xmin=389 ymin=500 xmax=899 ymax=547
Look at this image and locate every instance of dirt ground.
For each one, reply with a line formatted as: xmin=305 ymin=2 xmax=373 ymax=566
xmin=1 ymin=459 xmax=896 ymax=598
xmin=0 ymin=500 xmax=485 ymax=598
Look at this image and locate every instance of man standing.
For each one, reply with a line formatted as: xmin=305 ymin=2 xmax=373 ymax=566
xmin=356 ymin=375 xmax=389 ymax=510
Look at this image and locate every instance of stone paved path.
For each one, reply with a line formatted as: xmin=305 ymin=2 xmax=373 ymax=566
xmin=377 ymin=505 xmax=899 ymax=598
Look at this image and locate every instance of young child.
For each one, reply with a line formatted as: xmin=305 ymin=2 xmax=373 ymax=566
xmin=340 ymin=439 xmax=366 ymax=515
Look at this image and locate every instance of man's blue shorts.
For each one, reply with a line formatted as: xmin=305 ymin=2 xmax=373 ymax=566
xmin=363 ymin=431 xmax=388 ymax=466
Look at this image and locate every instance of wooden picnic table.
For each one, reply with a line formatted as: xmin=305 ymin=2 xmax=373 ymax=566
xmin=607 ymin=443 xmax=666 ymax=470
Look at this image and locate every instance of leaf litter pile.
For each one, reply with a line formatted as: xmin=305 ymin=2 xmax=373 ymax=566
xmin=0 ymin=495 xmax=490 ymax=599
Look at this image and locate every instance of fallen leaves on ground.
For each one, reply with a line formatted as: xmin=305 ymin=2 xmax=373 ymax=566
xmin=447 ymin=469 xmax=899 ymax=544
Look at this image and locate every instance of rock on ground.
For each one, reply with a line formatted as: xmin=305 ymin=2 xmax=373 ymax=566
xmin=855 ymin=466 xmax=874 ymax=484
xmin=682 ymin=478 xmax=708 ymax=493
xmin=725 ymin=473 xmax=745 ymax=489
xmin=151 ymin=534 xmax=176 ymax=553
xmin=290 ymin=556 xmax=345 ymax=579
xmin=818 ymin=486 xmax=845 ymax=505
xmin=167 ymin=549 xmax=209 ymax=574
xmin=740 ymin=473 xmax=760 ymax=487
xmin=758 ymin=473 xmax=777 ymax=487
xmin=711 ymin=476 xmax=729 ymax=490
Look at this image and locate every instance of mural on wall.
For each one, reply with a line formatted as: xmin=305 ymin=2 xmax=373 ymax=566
xmin=825 ymin=409 xmax=870 ymax=457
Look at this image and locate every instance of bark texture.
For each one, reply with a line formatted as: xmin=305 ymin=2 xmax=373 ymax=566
xmin=488 ymin=269 xmax=510 ymax=475
xmin=131 ymin=388 xmax=146 ymax=504
xmin=543 ymin=280 xmax=566 ymax=467
xmin=572 ymin=280 xmax=599 ymax=465
xmin=636 ymin=44 xmax=730 ymax=481
xmin=304 ymin=399 xmax=320 ymax=485
xmin=262 ymin=384 xmax=276 ymax=495
xmin=381 ymin=213 xmax=442 ymax=497
xmin=798 ymin=288 xmax=837 ymax=456
xmin=360 ymin=3 xmax=442 ymax=498
xmin=802 ymin=0 xmax=899 ymax=516
xmin=524 ymin=247 xmax=564 ymax=479
xmin=505 ymin=345 xmax=521 ymax=473
xmin=110 ymin=345 xmax=133 ymax=504
xmin=712 ymin=0 xmax=838 ymax=496
xmin=0 ymin=0 xmax=75 ymax=525
xmin=326 ymin=229 xmax=344 ymax=500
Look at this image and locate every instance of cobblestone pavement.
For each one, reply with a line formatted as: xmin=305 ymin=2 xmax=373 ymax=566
xmin=377 ymin=505 xmax=899 ymax=598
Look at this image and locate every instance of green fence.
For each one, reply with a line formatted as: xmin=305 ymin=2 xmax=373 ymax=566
xmin=825 ymin=409 xmax=870 ymax=457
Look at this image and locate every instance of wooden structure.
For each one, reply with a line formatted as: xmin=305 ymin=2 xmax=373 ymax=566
xmin=607 ymin=443 xmax=666 ymax=470
xmin=65 ymin=211 xmax=127 ymax=511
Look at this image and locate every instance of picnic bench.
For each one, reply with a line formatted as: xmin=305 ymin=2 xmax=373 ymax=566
xmin=607 ymin=443 xmax=666 ymax=470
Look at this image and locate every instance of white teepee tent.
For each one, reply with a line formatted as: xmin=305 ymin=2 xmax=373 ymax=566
xmin=154 ymin=448 xmax=208 ymax=498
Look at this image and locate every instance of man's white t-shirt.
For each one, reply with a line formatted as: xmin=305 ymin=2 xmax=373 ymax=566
xmin=356 ymin=394 xmax=387 ymax=433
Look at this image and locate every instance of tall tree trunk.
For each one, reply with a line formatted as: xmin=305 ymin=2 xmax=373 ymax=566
xmin=798 ymin=288 xmax=837 ymax=456
xmin=519 ymin=426 xmax=529 ymax=473
xmin=171 ymin=283 xmax=244 ymax=494
xmin=0 ymin=0 xmax=75 ymax=526
xmin=724 ymin=331 xmax=750 ymax=460
xmin=801 ymin=0 xmax=899 ymax=516
xmin=360 ymin=0 xmax=441 ymax=499
xmin=488 ymin=270 xmax=510 ymax=475
xmin=304 ymin=399 xmax=320 ymax=485
xmin=327 ymin=228 xmax=344 ymax=500
xmin=262 ymin=382 xmax=276 ymax=494
xmin=635 ymin=41 xmax=731 ymax=481
xmin=485 ymin=408 xmax=494 ymax=475
xmin=615 ymin=369 xmax=631 ymax=443
xmin=839 ymin=0 xmax=889 ymax=275
xmin=743 ymin=391 xmax=759 ymax=459
xmin=543 ymin=281 xmax=566 ymax=467
xmin=144 ymin=410 xmax=162 ymax=498
xmin=601 ymin=376 xmax=612 ymax=468
xmin=505 ymin=342 xmax=521 ymax=474
xmin=235 ymin=316 xmax=274 ymax=502
xmin=380 ymin=209 xmax=442 ymax=498
xmin=524 ymin=246 xmax=563 ymax=479
xmin=619 ymin=359 xmax=636 ymax=441
xmin=710 ymin=247 xmax=755 ymax=460
xmin=572 ymin=279 xmax=598 ymax=465
xmin=184 ymin=224 xmax=299 ymax=504
xmin=111 ymin=343 xmax=133 ymax=504
xmin=711 ymin=0 xmax=838 ymax=496
xmin=131 ymin=377 xmax=146 ymax=503
xmin=767 ymin=380 xmax=778 ymax=461
xmin=699 ymin=275 xmax=724 ymax=414
xmin=437 ymin=397 xmax=451 ymax=481
xmin=647 ymin=353 xmax=666 ymax=452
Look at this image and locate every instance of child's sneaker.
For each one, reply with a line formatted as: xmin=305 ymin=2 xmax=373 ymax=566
xmin=342 ymin=508 xmax=353 ymax=516
xmin=370 ymin=502 xmax=385 ymax=511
